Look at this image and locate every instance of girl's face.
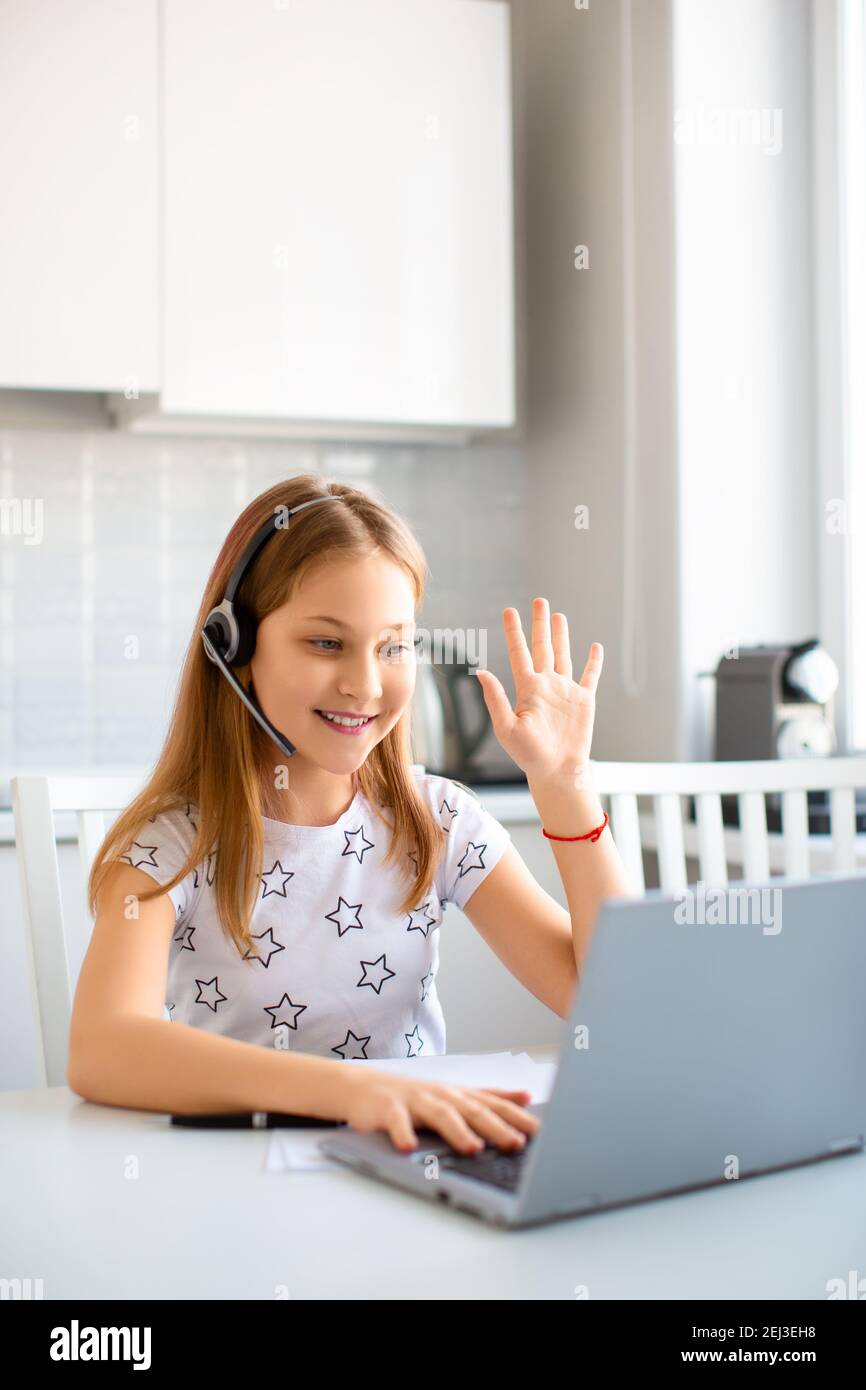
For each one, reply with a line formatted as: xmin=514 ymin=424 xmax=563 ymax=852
xmin=250 ymin=552 xmax=418 ymax=772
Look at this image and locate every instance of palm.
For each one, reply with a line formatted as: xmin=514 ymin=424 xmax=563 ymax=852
xmin=475 ymin=599 xmax=603 ymax=781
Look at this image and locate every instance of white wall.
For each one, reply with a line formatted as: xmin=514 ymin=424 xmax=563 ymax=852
xmin=512 ymin=0 xmax=683 ymax=761
xmin=674 ymin=0 xmax=818 ymax=758
xmin=511 ymin=0 xmax=818 ymax=762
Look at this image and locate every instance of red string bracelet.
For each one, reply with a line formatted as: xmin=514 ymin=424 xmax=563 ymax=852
xmin=542 ymin=811 xmax=609 ymax=843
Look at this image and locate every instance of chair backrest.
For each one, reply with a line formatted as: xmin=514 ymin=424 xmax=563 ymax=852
xmin=11 ymin=772 xmax=149 ymax=1089
xmin=588 ymin=757 xmax=866 ymax=894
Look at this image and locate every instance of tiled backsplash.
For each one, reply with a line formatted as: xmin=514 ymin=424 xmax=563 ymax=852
xmin=0 ymin=428 xmax=532 ymax=776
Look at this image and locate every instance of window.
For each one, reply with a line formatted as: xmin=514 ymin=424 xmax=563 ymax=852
xmin=840 ymin=0 xmax=866 ymax=747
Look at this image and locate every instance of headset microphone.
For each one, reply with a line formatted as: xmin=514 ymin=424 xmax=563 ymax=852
xmin=201 ymin=495 xmax=344 ymax=761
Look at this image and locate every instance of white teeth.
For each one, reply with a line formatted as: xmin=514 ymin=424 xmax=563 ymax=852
xmin=318 ymin=711 xmax=372 ymax=727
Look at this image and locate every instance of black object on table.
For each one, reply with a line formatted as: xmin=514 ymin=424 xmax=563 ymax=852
xmin=170 ymin=1111 xmax=343 ymax=1129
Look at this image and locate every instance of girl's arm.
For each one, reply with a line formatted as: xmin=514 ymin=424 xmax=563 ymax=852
xmin=474 ymin=603 xmax=636 ymax=983
xmin=70 ymin=1012 xmax=365 ymax=1119
xmin=68 ymin=862 xmax=365 ymax=1119
xmin=69 ymin=863 xmax=539 ymax=1154
xmin=525 ymin=772 xmax=634 ymax=979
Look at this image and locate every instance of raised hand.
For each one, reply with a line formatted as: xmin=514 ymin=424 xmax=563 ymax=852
xmin=474 ymin=598 xmax=603 ymax=783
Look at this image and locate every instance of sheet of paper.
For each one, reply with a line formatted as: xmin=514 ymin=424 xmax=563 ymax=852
xmin=265 ymin=1129 xmax=336 ymax=1172
xmin=342 ymin=1050 xmax=557 ymax=1102
xmin=264 ymin=1051 xmax=558 ymax=1173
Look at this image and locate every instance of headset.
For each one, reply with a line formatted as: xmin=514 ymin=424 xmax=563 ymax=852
xmin=201 ymin=494 xmax=344 ymax=760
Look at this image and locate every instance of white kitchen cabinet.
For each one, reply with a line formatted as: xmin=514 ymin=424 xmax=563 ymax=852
xmin=0 ymin=1 xmax=159 ymax=394
xmin=160 ymin=0 xmax=515 ymax=431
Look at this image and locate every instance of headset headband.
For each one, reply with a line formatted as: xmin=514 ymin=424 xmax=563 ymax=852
xmin=223 ymin=494 xmax=344 ymax=605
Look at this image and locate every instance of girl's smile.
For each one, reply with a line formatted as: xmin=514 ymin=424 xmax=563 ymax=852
xmin=313 ymin=708 xmax=379 ymax=735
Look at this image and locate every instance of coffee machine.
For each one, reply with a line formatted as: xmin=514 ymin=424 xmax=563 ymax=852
xmin=714 ymin=639 xmax=838 ymax=762
xmin=707 ymin=638 xmax=857 ymax=831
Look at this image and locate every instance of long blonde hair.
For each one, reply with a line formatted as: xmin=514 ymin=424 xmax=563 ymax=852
xmin=87 ymin=475 xmax=446 ymax=955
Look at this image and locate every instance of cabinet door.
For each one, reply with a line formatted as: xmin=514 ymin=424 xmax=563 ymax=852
xmin=162 ymin=0 xmax=515 ymax=428
xmin=0 ymin=1 xmax=159 ymax=393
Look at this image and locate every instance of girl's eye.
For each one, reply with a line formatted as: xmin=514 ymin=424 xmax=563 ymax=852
xmin=307 ymin=639 xmax=416 ymax=657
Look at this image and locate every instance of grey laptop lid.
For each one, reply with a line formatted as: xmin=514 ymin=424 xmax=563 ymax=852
xmin=514 ymin=871 xmax=866 ymax=1225
xmin=320 ymin=872 xmax=866 ymax=1228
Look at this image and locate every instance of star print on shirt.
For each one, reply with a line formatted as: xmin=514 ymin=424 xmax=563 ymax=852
xmin=342 ymin=825 xmax=375 ymax=864
xmin=195 ymin=976 xmax=227 ymax=1012
xmin=324 ymin=896 xmax=364 ymax=937
xmin=145 ymin=776 xmax=465 ymax=1058
xmin=332 ymin=1029 xmax=371 ymax=1059
xmin=439 ymin=798 xmax=459 ymax=832
xmin=406 ymin=903 xmax=439 ymax=937
xmin=192 ymin=854 xmax=216 ymax=890
xmin=242 ymin=927 xmax=285 ymax=968
xmin=457 ymin=840 xmax=488 ymax=878
xmin=263 ymin=993 xmax=307 ymax=1030
xmin=357 ymin=954 xmax=396 ymax=994
xmin=260 ymin=859 xmax=294 ymax=899
xmin=120 ymin=842 xmax=159 ymax=870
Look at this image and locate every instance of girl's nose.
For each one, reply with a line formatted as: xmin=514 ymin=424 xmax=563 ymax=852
xmin=338 ymin=654 xmax=384 ymax=703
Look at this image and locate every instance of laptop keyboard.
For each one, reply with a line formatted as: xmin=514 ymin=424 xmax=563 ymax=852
xmin=436 ymin=1136 xmax=535 ymax=1192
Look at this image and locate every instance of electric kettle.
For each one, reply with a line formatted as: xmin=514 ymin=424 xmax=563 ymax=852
xmin=410 ymin=659 xmax=496 ymax=780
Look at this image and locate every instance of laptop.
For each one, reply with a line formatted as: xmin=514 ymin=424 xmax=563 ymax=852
xmin=318 ymin=871 xmax=866 ymax=1228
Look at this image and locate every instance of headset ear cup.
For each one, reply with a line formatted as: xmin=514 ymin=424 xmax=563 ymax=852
xmin=203 ymin=608 xmax=236 ymax=659
xmin=230 ymin=607 xmax=258 ymax=667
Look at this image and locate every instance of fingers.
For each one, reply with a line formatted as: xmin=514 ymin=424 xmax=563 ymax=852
xmin=463 ymin=1090 xmax=541 ymax=1138
xmin=503 ymin=606 xmax=534 ymax=684
xmin=578 ymin=641 xmax=604 ymax=692
xmin=390 ymin=1105 xmax=420 ymax=1153
xmin=530 ymin=597 xmax=554 ymax=673
xmin=507 ymin=600 xmax=575 ymax=681
xmin=388 ymin=1092 xmax=480 ymax=1155
xmin=474 ymin=668 xmax=515 ymax=741
xmin=419 ymin=1095 xmax=493 ymax=1154
xmin=551 ymin=611 xmax=573 ymax=680
xmin=397 ymin=1087 xmax=541 ymax=1156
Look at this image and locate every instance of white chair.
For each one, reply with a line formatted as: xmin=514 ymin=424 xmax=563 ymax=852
xmin=588 ymin=756 xmax=866 ymax=893
xmin=11 ymin=772 xmax=149 ymax=1089
xmin=10 ymin=758 xmax=866 ymax=1086
xmin=440 ymin=755 xmax=866 ymax=1053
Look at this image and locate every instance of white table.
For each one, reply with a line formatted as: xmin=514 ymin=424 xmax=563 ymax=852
xmin=2 ymin=1046 xmax=864 ymax=1300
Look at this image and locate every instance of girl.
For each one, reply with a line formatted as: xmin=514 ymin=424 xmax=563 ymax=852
xmin=69 ymin=476 xmax=632 ymax=1156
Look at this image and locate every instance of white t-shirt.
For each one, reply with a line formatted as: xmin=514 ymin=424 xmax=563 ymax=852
xmin=119 ymin=772 xmax=511 ymax=1060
